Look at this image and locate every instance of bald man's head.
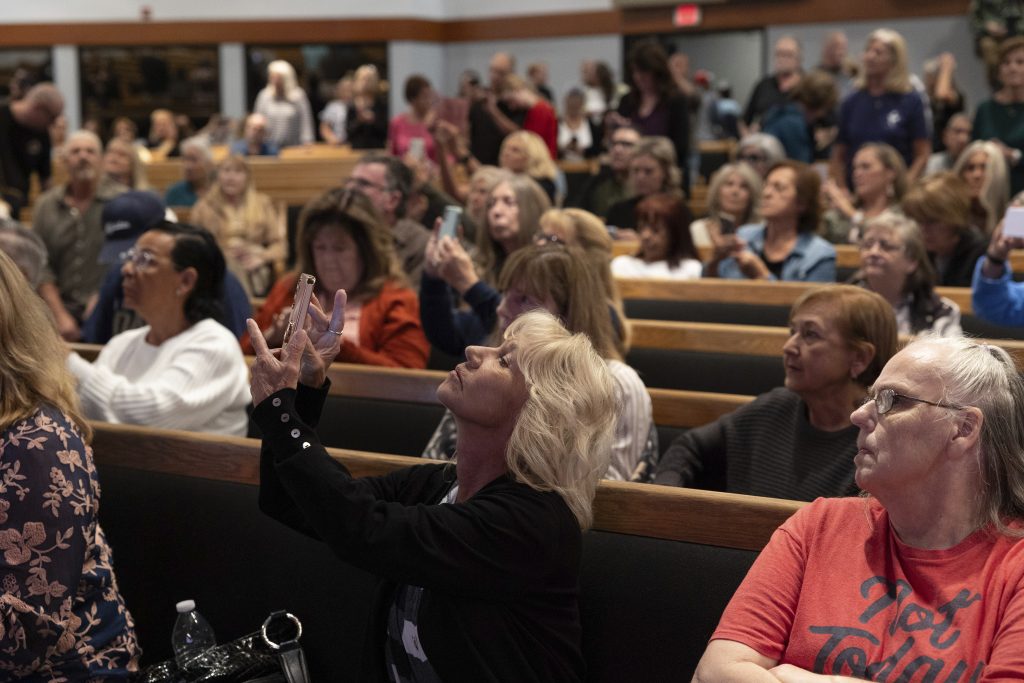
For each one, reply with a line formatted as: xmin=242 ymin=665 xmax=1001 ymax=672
xmin=12 ymin=83 xmax=64 ymax=132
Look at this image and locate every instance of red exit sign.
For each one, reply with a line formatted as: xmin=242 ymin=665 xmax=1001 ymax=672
xmin=673 ymin=4 xmax=702 ymax=27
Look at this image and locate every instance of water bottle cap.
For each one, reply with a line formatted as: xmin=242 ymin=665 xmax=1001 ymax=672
xmin=176 ymin=599 xmax=196 ymax=613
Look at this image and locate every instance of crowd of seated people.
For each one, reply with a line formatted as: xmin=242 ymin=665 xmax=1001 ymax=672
xmin=7 ymin=19 xmax=1024 ymax=680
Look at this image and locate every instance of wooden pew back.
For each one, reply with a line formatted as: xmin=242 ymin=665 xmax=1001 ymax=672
xmin=89 ymin=422 xmax=800 ymax=680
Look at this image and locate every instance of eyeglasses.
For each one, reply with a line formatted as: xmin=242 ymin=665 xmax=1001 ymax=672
xmin=611 ymin=139 xmax=637 ymax=149
xmin=859 ymin=238 xmax=904 ymax=253
xmin=737 ymin=153 xmax=767 ymax=164
xmin=120 ymin=247 xmax=159 ymax=270
xmin=345 ymin=176 xmax=389 ymax=193
xmin=863 ymin=388 xmax=962 ymax=415
xmin=535 ymin=233 xmax=563 ymax=245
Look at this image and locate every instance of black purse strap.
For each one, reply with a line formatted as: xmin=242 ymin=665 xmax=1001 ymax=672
xmin=261 ymin=611 xmax=310 ymax=683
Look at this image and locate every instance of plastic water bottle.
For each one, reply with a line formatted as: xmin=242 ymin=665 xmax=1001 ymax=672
xmin=171 ymin=600 xmax=216 ymax=669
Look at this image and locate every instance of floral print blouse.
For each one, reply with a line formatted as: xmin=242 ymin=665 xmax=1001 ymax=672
xmin=1 ymin=405 xmax=140 ymax=680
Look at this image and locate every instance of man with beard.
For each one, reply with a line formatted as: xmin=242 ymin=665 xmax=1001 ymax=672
xmin=34 ymin=130 xmax=128 ymax=341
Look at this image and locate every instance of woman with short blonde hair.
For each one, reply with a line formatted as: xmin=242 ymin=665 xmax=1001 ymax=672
xmin=499 ymin=130 xmax=559 ymax=201
xmin=251 ymin=304 xmax=615 ymax=680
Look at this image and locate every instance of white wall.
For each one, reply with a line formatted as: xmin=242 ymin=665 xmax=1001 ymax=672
xmin=663 ymin=30 xmax=765 ymax=115
xmin=389 ymin=42 xmax=448 ymax=114
xmin=768 ymin=16 xmax=988 ymax=116
xmin=442 ymin=34 xmax=622 ymax=101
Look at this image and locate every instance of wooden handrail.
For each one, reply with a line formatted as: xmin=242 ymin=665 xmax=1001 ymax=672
xmin=89 ymin=421 xmax=801 ymax=551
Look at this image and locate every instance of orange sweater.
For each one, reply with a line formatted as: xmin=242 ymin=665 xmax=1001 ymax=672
xmin=241 ymin=275 xmax=430 ymax=369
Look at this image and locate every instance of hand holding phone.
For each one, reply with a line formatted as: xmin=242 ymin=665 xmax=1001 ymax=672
xmin=283 ymin=273 xmax=316 ymax=345
xmin=439 ymin=205 xmax=462 ymax=241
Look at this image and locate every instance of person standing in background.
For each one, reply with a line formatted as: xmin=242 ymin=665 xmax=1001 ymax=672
xmin=0 ymin=83 xmax=62 ymax=215
xmin=254 ymin=59 xmax=314 ymax=148
xmin=319 ymin=75 xmax=353 ymax=145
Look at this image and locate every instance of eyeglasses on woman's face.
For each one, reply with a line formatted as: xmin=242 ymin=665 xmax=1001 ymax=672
xmin=862 ymin=387 xmax=961 ymax=415
xmin=120 ymin=246 xmax=159 ymax=270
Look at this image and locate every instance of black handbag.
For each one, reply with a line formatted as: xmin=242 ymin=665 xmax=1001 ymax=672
xmin=136 ymin=611 xmax=311 ymax=683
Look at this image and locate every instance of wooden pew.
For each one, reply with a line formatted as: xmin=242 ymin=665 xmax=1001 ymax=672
xmin=69 ymin=343 xmax=753 ymax=432
xmin=616 ymin=277 xmax=975 ymax=316
xmin=89 ymin=421 xmax=801 ymax=680
xmin=151 ymin=155 xmax=364 ymax=207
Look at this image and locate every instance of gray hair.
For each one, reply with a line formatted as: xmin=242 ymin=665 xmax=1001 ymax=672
xmin=631 ymin=136 xmax=682 ymax=194
xmin=737 ymin=133 xmax=786 ymax=166
xmin=915 ymin=336 xmax=1024 ymax=535
xmin=0 ymin=221 xmax=48 ymax=288
xmin=180 ymin=135 xmax=214 ymax=165
xmin=706 ymin=162 xmax=762 ymax=224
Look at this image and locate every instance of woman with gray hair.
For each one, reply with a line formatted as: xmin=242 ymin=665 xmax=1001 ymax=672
xmin=0 ymin=220 xmax=47 ymax=287
xmin=165 ymin=136 xmax=215 ymax=208
xmin=689 ymin=162 xmax=761 ymax=248
xmin=954 ymin=139 xmax=1010 ymax=236
xmin=853 ymin=212 xmax=961 ymax=336
xmin=735 ymin=132 xmax=786 ymax=179
xmin=250 ymin=305 xmax=615 ymax=682
xmin=695 ymin=336 xmax=1024 ymax=681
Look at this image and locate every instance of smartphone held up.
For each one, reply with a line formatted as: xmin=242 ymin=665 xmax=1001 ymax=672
xmin=283 ymin=273 xmax=316 ymax=345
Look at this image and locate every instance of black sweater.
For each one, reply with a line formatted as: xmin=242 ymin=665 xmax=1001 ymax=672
xmin=653 ymin=387 xmax=859 ymax=501
xmin=255 ymin=382 xmax=585 ymax=683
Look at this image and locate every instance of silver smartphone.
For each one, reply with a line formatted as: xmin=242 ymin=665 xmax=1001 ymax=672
xmin=440 ymin=205 xmax=462 ymax=240
xmin=283 ymin=273 xmax=316 ymax=345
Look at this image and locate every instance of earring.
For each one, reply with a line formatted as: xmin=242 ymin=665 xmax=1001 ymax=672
xmin=175 ymin=288 xmax=185 ymax=296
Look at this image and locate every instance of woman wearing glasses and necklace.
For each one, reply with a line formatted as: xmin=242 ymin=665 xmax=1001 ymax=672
xmin=67 ymin=222 xmax=251 ymax=435
xmin=694 ymin=336 xmax=1024 ymax=682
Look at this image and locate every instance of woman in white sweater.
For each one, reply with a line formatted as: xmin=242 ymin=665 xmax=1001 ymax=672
xmin=68 ymin=223 xmax=250 ymax=435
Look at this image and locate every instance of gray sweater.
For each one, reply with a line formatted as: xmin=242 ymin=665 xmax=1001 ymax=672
xmin=653 ymin=387 xmax=859 ymax=501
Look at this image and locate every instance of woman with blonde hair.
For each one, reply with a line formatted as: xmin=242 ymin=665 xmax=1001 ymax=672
xmin=0 ymin=250 xmax=140 ymax=678
xmin=420 ymin=172 xmax=551 ymax=356
xmin=822 ymin=142 xmax=908 ymax=244
xmin=251 ymin=304 xmax=615 ymax=681
xmin=424 ymin=243 xmax=655 ymax=482
xmin=346 ymin=63 xmax=388 ymax=149
xmin=901 ymin=172 xmax=988 ymax=286
xmin=499 ymin=129 xmax=559 ymax=202
xmin=954 ymin=139 xmax=1010 ymax=235
xmin=537 ymin=207 xmax=630 ymax=356
xmin=144 ymin=108 xmax=180 ymax=161
xmin=831 ymin=28 xmax=930 ymax=188
xmin=689 ymin=162 xmax=761 ymax=248
xmin=191 ymin=154 xmax=286 ymax=296
xmin=242 ymin=187 xmax=429 ymax=368
xmin=254 ymin=59 xmax=314 ymax=148
xmin=103 ymin=137 xmax=152 ymax=191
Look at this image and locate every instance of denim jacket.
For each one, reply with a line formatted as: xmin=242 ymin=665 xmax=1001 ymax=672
xmin=712 ymin=223 xmax=837 ymax=282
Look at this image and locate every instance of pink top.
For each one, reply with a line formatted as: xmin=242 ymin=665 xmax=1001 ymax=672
xmin=388 ymin=113 xmax=438 ymax=163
